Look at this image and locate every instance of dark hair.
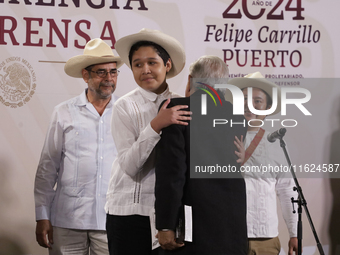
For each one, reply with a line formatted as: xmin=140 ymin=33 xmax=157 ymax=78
xmin=263 ymin=89 xmax=272 ymax=107
xmin=84 ymin=64 xmax=95 ymax=78
xmin=128 ymin=41 xmax=171 ymax=67
xmin=85 ymin=64 xmax=94 ymax=71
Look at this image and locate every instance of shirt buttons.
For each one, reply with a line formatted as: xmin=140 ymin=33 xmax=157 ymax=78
xmin=100 ymin=120 xmax=103 ymax=124
xmin=100 ymin=156 xmax=103 ymax=159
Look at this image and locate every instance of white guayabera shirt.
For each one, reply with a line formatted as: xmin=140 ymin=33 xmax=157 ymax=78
xmin=105 ymin=86 xmax=180 ymax=217
xmin=35 ymin=90 xmax=118 ymax=230
xmin=243 ymin=130 xmax=298 ymax=238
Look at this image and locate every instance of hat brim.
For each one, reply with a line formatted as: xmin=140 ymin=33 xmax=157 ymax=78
xmin=227 ymin=77 xmax=281 ymax=116
xmin=64 ymin=55 xmax=123 ymax=78
xmin=115 ymin=30 xmax=185 ymax=79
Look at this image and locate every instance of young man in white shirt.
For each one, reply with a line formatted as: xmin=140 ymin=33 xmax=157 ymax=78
xmin=228 ymin=72 xmax=298 ymax=255
xmin=105 ymin=28 xmax=191 ymax=255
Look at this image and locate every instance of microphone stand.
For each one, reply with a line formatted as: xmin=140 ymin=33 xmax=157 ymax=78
xmin=279 ymin=137 xmax=325 ymax=255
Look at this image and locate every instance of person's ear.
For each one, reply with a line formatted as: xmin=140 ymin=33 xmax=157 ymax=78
xmin=165 ymin=59 xmax=172 ymax=73
xmin=185 ymin=75 xmax=192 ymax=97
xmin=82 ymin=69 xmax=90 ymax=83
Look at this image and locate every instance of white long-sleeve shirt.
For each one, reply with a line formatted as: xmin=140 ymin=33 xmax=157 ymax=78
xmin=105 ymin=86 xmax=180 ymax=216
xmin=34 ymin=90 xmax=118 ymax=230
xmin=243 ymin=130 xmax=298 ymax=238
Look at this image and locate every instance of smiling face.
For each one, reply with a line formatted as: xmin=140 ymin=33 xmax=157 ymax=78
xmin=83 ymin=62 xmax=118 ymax=100
xmin=242 ymin=87 xmax=271 ymax=129
xmin=130 ymin=46 xmax=171 ymax=95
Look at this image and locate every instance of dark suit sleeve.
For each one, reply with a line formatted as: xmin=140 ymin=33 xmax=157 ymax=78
xmin=155 ymin=103 xmax=187 ymax=230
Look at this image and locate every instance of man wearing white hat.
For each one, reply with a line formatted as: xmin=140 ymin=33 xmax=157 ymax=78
xmin=105 ymin=28 xmax=190 ymax=255
xmin=34 ymin=38 xmax=122 ymax=255
xmin=228 ymin=72 xmax=298 ymax=255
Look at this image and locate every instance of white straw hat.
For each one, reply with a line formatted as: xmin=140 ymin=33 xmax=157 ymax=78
xmin=64 ymin=38 xmax=122 ymax=78
xmin=115 ymin=28 xmax=185 ymax=78
xmin=227 ymin=72 xmax=281 ymax=115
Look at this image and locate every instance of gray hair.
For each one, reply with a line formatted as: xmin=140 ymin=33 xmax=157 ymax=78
xmin=188 ymin=55 xmax=229 ymax=93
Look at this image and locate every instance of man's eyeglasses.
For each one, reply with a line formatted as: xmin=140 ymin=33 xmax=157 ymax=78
xmin=89 ymin=69 xmax=120 ymax=78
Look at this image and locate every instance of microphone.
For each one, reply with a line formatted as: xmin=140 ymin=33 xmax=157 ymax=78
xmin=267 ymin=128 xmax=287 ymax=143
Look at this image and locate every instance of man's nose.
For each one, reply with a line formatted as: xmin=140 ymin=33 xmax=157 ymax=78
xmin=142 ymin=64 xmax=151 ymax=74
xmin=104 ymin=72 xmax=115 ymax=81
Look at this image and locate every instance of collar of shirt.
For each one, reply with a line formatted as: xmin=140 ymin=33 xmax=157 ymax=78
xmin=74 ymin=89 xmax=114 ymax=109
xmin=137 ymin=85 xmax=171 ymax=103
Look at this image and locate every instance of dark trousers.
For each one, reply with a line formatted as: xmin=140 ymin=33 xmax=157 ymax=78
xmin=106 ymin=214 xmax=159 ymax=255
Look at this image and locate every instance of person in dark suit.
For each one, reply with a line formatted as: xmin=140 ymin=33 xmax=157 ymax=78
xmin=155 ymin=56 xmax=248 ymax=255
